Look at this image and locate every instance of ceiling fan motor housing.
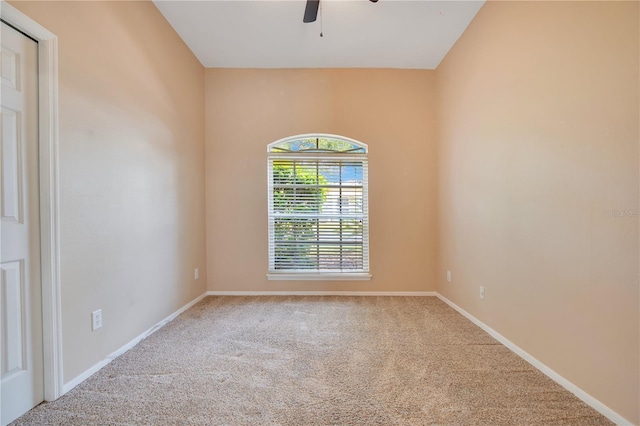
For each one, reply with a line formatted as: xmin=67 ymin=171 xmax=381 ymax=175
xmin=304 ymin=0 xmax=378 ymax=23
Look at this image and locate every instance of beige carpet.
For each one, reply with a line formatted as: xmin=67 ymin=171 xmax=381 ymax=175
xmin=13 ymin=296 xmax=611 ymax=425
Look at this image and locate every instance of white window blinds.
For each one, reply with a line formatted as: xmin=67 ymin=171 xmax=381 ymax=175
xmin=267 ymin=136 xmax=369 ymax=278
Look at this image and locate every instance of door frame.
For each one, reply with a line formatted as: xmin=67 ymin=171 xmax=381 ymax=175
xmin=1 ymin=1 xmax=63 ymax=401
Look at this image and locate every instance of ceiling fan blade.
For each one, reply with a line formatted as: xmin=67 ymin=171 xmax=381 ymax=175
xmin=303 ymin=0 xmax=320 ymax=23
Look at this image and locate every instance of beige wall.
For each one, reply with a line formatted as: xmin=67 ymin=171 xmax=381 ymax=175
xmin=436 ymin=1 xmax=639 ymax=423
xmin=9 ymin=1 xmax=207 ymax=383
xmin=205 ymin=69 xmax=437 ymax=292
xmin=8 ymin=1 xmax=637 ymax=421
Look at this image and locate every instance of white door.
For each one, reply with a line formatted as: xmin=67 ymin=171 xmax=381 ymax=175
xmin=0 ymin=22 xmax=43 ymax=426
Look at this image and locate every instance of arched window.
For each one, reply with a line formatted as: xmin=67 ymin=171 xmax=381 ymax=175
xmin=267 ymin=134 xmax=370 ymax=280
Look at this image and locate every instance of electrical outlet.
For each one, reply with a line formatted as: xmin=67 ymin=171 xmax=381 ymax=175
xmin=446 ymin=270 xmax=452 ymax=283
xmin=479 ymin=286 xmax=485 ymax=299
xmin=194 ymin=268 xmax=199 ymax=280
xmin=91 ymin=309 xmax=103 ymax=331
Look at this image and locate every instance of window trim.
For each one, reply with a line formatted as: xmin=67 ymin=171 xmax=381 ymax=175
xmin=267 ymin=134 xmax=371 ymax=281
xmin=266 ymin=272 xmax=372 ymax=281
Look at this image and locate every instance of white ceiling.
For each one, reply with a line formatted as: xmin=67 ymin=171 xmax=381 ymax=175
xmin=153 ymin=0 xmax=484 ymax=69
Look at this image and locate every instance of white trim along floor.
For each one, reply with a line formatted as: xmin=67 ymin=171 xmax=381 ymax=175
xmin=59 ymin=291 xmax=631 ymax=426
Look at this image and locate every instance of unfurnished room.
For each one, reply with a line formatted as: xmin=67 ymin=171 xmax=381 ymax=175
xmin=0 ymin=0 xmax=638 ymax=425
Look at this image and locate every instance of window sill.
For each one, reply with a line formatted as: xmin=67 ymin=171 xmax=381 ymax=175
xmin=266 ymin=272 xmax=372 ymax=281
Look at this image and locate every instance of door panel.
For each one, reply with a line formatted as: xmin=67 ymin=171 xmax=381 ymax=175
xmin=0 ymin=46 xmax=18 ymax=89
xmin=1 ymin=107 xmax=22 ymax=222
xmin=0 ymin=22 xmax=42 ymax=426
xmin=1 ymin=261 xmax=25 ymax=376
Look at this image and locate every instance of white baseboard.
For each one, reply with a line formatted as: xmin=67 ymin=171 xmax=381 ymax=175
xmin=435 ymin=294 xmax=633 ymax=426
xmin=62 ymin=293 xmax=208 ymax=394
xmin=60 ymin=290 xmax=631 ymax=425
xmin=62 ymin=358 xmax=110 ymax=395
xmin=206 ymin=291 xmax=437 ymax=296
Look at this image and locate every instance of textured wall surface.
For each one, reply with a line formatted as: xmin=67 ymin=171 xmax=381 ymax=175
xmin=10 ymin=0 xmax=207 ymax=383
xmin=205 ymin=69 xmax=438 ymax=293
xmin=436 ymin=2 xmax=639 ymax=422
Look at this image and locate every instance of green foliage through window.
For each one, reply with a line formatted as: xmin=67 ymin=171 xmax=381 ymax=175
xmin=268 ymin=135 xmax=368 ymax=273
xmin=269 ymin=137 xmax=365 ymax=154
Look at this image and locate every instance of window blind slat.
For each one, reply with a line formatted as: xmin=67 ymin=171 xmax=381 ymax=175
xmin=268 ymin=142 xmax=369 ymax=274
